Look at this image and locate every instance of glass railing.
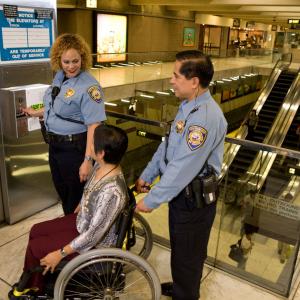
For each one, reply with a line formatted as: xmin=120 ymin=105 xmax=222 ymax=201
xmin=105 ymin=109 xmax=300 ymax=297
xmin=89 ymin=51 xmax=276 ymax=88
xmin=216 ymin=138 xmax=300 ymax=296
xmin=226 ymin=47 xmax=279 ymax=59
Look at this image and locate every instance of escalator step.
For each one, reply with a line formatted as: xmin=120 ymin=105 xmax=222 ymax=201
xmin=260 ymin=109 xmax=277 ymax=114
xmin=262 ymin=104 xmax=280 ymax=109
xmin=258 ymin=118 xmax=272 ymax=123
xmin=271 ymin=88 xmax=289 ymax=93
xmin=259 ymin=113 xmax=274 ymax=118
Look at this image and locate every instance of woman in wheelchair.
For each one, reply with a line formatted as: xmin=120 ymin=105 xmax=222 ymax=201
xmin=9 ymin=124 xmax=129 ymax=299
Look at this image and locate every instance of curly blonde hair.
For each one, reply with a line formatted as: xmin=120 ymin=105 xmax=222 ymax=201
xmin=50 ymin=33 xmax=92 ymax=71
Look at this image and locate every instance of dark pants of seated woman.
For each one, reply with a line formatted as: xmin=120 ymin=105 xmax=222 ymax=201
xmin=23 ymin=213 xmax=79 ymax=292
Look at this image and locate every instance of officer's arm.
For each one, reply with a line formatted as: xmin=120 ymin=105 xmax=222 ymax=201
xmin=140 ymin=141 xmax=165 ymax=183
xmin=81 ymin=85 xmax=106 ymax=124
xmin=79 ymin=85 xmax=107 ymax=181
xmin=86 ymin=123 xmax=99 ymax=154
xmin=144 ymin=125 xmax=224 ymax=209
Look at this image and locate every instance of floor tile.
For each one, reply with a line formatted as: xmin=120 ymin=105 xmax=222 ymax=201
xmin=0 ymin=204 xmax=63 ymax=247
xmin=200 ymin=270 xmax=283 ymax=300
xmin=0 ymin=235 xmax=28 ymax=286
xmin=0 ymin=280 xmax=11 ymax=300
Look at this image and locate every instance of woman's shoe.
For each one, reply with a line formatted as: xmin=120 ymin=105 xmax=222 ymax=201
xmin=8 ymin=285 xmax=39 ymax=300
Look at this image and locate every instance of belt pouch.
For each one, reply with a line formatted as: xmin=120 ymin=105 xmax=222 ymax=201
xmin=202 ymin=174 xmax=218 ymax=205
xmin=191 ymin=177 xmax=204 ymax=208
xmin=39 ymin=119 xmax=49 ymax=144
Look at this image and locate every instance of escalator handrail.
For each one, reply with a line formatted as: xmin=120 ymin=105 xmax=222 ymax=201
xmin=240 ymin=71 xmax=300 ymax=190
xmin=259 ymin=53 xmax=292 ymax=94
xmin=282 ymin=52 xmax=293 ymax=66
xmin=221 ymin=59 xmax=285 ymax=173
xmin=224 ymin=137 xmax=300 ymax=160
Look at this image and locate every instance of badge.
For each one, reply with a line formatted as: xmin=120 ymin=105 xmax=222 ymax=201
xmin=175 ymin=120 xmax=185 ymax=134
xmin=64 ymin=88 xmax=75 ymax=98
xmin=186 ymin=125 xmax=207 ymax=151
xmin=87 ymin=86 xmax=102 ymax=103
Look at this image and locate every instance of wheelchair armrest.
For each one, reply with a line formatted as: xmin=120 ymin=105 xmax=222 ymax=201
xmin=55 ymin=260 xmax=69 ymax=272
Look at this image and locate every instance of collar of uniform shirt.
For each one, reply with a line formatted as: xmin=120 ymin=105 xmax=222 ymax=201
xmin=53 ymin=70 xmax=82 ymax=88
xmin=181 ymin=89 xmax=212 ymax=119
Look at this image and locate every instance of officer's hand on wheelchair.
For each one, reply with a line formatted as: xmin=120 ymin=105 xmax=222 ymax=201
xmin=40 ymin=250 xmax=62 ymax=275
xmin=135 ymin=199 xmax=153 ymax=213
xmin=135 ymin=178 xmax=151 ymax=193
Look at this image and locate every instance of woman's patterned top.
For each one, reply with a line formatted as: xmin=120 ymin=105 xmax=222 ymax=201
xmin=70 ymin=167 xmax=128 ymax=253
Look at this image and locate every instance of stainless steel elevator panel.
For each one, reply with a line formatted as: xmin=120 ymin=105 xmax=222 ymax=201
xmin=0 ymin=85 xmax=57 ymax=224
xmin=0 ymin=0 xmax=57 ymax=224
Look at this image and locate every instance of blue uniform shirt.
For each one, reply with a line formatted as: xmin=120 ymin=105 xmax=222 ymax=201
xmin=141 ymin=90 xmax=227 ymax=209
xmin=44 ymin=70 xmax=106 ymax=135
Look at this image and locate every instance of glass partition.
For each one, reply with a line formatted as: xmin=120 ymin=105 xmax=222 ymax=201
xmin=215 ymin=138 xmax=300 ymax=296
xmin=89 ymin=51 xmax=276 ymax=88
xmin=105 ymin=108 xmax=300 ymax=297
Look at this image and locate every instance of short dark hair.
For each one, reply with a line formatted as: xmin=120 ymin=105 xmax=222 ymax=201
xmin=94 ymin=125 xmax=128 ymax=164
xmin=175 ymin=50 xmax=214 ymax=88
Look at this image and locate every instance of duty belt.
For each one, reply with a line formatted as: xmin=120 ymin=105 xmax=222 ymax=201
xmin=47 ymin=131 xmax=87 ymax=143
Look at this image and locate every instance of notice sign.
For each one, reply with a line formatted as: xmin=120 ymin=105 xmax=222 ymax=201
xmin=0 ymin=5 xmax=54 ymax=63
xmin=254 ymin=194 xmax=300 ymax=221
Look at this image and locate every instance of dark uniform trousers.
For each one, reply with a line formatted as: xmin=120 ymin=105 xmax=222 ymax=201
xmin=24 ymin=213 xmax=79 ymax=291
xmin=169 ymin=191 xmax=216 ymax=300
xmin=48 ymin=137 xmax=86 ymax=215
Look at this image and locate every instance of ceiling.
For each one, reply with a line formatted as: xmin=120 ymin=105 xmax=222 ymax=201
xmin=130 ymin=0 xmax=300 ymax=26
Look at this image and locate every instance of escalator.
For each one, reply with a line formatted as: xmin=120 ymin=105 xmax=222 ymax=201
xmin=261 ymin=106 xmax=300 ymax=197
xmin=226 ymin=70 xmax=297 ymax=187
xmin=251 ymin=70 xmax=297 ymax=143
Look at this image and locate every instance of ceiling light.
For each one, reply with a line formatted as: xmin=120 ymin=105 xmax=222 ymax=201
xmin=140 ymin=94 xmax=155 ymax=99
xmin=156 ymin=91 xmax=170 ymax=95
xmin=105 ymin=102 xmax=118 ymax=106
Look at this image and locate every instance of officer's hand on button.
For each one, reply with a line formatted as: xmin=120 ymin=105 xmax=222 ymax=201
xmin=22 ymin=107 xmax=35 ymax=117
xmin=135 ymin=199 xmax=153 ymax=213
xmin=135 ymin=178 xmax=151 ymax=193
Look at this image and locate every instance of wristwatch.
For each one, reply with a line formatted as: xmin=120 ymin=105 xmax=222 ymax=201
xmin=84 ymin=155 xmax=93 ymax=162
xmin=60 ymin=248 xmax=67 ymax=258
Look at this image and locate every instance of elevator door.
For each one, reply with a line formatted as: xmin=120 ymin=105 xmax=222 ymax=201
xmin=0 ymin=184 xmax=4 ymax=223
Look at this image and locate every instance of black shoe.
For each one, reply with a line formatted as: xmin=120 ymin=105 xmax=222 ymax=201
xmin=161 ymin=282 xmax=173 ymax=297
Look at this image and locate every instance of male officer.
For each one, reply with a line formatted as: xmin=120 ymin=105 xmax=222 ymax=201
xmin=136 ymin=50 xmax=227 ymax=299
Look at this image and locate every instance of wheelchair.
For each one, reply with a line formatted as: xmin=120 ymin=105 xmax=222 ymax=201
xmin=9 ymin=188 xmax=161 ymax=300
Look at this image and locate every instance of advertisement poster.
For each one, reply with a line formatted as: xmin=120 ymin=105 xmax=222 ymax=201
xmin=0 ymin=4 xmax=54 ymax=63
xmin=97 ymin=14 xmax=127 ymax=62
xmin=183 ymin=27 xmax=195 ymax=47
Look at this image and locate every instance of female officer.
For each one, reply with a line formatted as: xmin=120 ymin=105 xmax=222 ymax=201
xmin=23 ymin=33 xmax=106 ymax=215
xmin=8 ymin=124 xmax=129 ymax=298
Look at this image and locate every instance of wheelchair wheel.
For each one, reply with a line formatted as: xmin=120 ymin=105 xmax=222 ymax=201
xmin=129 ymin=213 xmax=153 ymax=260
xmin=54 ymin=248 xmax=161 ymax=300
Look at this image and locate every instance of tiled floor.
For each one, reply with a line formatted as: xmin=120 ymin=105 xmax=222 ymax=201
xmin=1 ymin=203 xmax=300 ymax=300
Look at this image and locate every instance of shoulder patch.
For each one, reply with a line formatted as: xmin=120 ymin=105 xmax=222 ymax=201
xmin=186 ymin=125 xmax=207 ymax=151
xmin=87 ymin=85 xmax=102 ymax=103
